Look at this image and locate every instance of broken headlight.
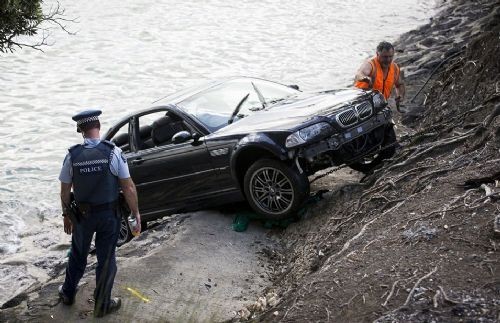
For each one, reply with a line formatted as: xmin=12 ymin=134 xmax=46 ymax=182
xmin=372 ymin=92 xmax=387 ymax=111
xmin=285 ymin=122 xmax=333 ymax=148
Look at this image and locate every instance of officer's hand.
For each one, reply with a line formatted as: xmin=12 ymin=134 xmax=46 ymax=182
xmin=133 ymin=222 xmax=141 ymax=236
xmin=63 ymin=216 xmax=73 ymax=235
xmin=132 ymin=213 xmax=141 ymax=236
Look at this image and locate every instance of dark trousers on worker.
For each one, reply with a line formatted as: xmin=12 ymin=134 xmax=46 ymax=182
xmin=61 ymin=209 xmax=120 ymax=312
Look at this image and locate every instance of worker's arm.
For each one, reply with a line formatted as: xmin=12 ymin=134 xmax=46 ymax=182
xmin=60 ymin=182 xmax=73 ymax=234
xmin=120 ymin=177 xmax=141 ymax=232
xmin=394 ymin=69 xmax=406 ymax=113
xmin=354 ymin=60 xmax=374 ymax=87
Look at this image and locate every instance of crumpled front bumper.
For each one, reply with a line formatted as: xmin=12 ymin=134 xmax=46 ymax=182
xmin=300 ymin=111 xmax=391 ymax=160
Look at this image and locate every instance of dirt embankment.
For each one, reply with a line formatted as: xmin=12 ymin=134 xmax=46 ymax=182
xmin=253 ymin=1 xmax=500 ymax=322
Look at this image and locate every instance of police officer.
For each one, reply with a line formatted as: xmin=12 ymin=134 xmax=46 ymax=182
xmin=58 ymin=109 xmax=140 ymax=317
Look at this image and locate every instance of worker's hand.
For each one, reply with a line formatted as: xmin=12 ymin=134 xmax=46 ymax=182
xmin=359 ymin=76 xmax=372 ymax=86
xmin=63 ymin=216 xmax=73 ymax=235
xmin=395 ymin=96 xmax=405 ymax=113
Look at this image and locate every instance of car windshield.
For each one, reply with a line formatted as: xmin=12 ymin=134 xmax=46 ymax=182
xmin=178 ymin=79 xmax=299 ymax=132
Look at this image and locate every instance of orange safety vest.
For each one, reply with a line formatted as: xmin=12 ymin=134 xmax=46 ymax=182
xmin=354 ymin=56 xmax=400 ymax=99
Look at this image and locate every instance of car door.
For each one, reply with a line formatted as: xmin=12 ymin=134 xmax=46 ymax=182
xmin=126 ymin=111 xmax=216 ymax=219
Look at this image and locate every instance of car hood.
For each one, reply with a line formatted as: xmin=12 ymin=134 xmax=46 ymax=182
xmin=213 ymin=89 xmax=368 ymax=135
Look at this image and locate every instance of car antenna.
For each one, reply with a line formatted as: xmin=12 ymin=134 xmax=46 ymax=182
xmin=151 ymin=95 xmax=169 ymax=104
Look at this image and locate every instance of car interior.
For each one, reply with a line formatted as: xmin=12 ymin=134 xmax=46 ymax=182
xmin=111 ymin=112 xmax=190 ymax=152
xmin=111 ymin=132 xmax=130 ymax=151
xmin=149 ymin=115 xmax=186 ymax=147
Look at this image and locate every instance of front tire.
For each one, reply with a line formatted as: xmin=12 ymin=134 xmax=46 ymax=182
xmin=244 ymin=159 xmax=310 ymax=220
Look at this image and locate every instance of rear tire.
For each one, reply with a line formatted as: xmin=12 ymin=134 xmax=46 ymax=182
xmin=349 ymin=126 xmax=397 ymax=174
xmin=244 ymin=159 xmax=310 ymax=220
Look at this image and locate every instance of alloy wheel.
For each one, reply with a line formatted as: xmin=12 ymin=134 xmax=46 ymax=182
xmin=249 ymin=167 xmax=294 ymax=215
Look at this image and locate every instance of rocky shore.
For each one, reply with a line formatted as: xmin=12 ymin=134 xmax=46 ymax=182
xmin=254 ymin=0 xmax=500 ymax=322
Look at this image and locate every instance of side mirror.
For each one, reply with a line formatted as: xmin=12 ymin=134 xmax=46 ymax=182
xmin=172 ymin=131 xmax=192 ymax=144
xmin=288 ymin=84 xmax=300 ymax=90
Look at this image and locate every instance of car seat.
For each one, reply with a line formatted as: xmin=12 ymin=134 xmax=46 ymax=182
xmin=139 ymin=125 xmax=154 ymax=149
xmin=112 ymin=132 xmax=129 ymax=147
xmin=151 ymin=116 xmax=179 ymax=146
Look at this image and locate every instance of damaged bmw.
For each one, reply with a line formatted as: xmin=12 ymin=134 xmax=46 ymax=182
xmin=103 ymin=77 xmax=396 ymax=244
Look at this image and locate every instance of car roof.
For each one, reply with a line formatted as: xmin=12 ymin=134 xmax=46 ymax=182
xmin=151 ymin=76 xmax=290 ymax=105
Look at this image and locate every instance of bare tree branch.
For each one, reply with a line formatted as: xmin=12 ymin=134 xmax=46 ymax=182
xmin=0 ymin=1 xmax=77 ymax=53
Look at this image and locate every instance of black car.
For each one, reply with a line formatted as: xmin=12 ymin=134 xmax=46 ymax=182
xmin=103 ymin=77 xmax=396 ymax=244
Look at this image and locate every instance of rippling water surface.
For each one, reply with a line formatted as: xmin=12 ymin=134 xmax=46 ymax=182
xmin=0 ymin=0 xmax=437 ymax=304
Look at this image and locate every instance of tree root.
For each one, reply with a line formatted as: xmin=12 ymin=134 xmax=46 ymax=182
xmin=362 ymin=238 xmax=380 ymax=253
xmin=392 ymin=165 xmax=433 ymax=186
xmin=387 ymin=134 xmax=471 ymax=172
xmin=369 ymin=103 xmax=498 ymax=188
xmin=415 ymin=165 xmax=464 ymax=186
xmin=403 ymin=266 xmax=438 ymax=306
xmin=405 ymin=201 xmax=464 ymax=226
xmin=466 ymin=192 xmax=500 ymax=207
xmin=382 ymin=280 xmax=400 ymax=307
xmin=479 ymin=103 xmax=500 ymax=129
xmin=433 ymin=290 xmax=441 ymax=308
xmin=438 ymin=285 xmax=462 ymax=304
xmin=410 ymin=163 xmax=470 ymax=194
xmin=339 ymin=293 xmax=358 ymax=308
xmin=321 ymin=200 xmax=407 ymax=273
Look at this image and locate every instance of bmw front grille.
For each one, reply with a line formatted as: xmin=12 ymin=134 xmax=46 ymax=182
xmin=335 ymin=101 xmax=373 ymax=128
xmin=355 ymin=101 xmax=373 ymax=120
xmin=336 ymin=109 xmax=357 ymax=127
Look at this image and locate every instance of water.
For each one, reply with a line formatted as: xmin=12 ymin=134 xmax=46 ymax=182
xmin=0 ymin=0 xmax=438 ymax=305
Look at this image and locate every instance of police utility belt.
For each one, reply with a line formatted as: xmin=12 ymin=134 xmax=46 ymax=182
xmin=66 ymin=194 xmax=118 ymax=223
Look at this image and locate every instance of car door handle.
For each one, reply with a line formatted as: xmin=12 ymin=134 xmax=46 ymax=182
xmin=131 ymin=158 xmax=144 ymax=165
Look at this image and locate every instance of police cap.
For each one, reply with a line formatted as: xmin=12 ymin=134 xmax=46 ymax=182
xmin=72 ymin=109 xmax=102 ymax=132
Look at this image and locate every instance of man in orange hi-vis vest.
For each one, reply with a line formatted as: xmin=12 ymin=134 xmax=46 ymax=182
xmin=354 ymin=41 xmax=406 ymax=113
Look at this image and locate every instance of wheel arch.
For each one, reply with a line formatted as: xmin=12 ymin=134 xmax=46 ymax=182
xmin=231 ymin=140 xmax=288 ymax=191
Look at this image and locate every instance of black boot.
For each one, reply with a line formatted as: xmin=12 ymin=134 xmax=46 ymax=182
xmin=94 ymin=297 xmax=121 ymax=318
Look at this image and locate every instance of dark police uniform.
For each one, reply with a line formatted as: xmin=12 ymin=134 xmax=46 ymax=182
xmin=59 ymin=110 xmax=128 ymax=316
xmin=70 ymin=141 xmax=119 ymax=204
